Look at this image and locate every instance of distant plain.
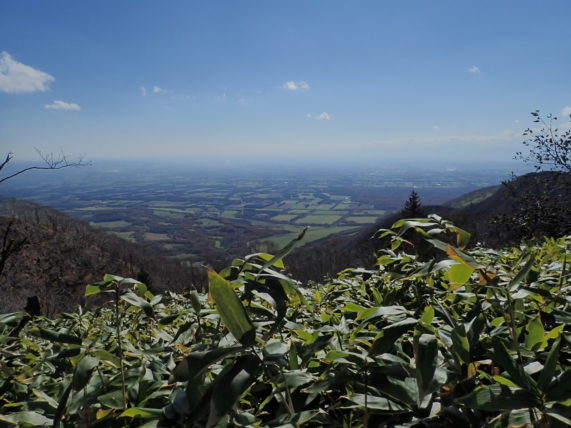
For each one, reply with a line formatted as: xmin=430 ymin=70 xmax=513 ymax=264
xmin=1 ymin=160 xmax=522 ymax=265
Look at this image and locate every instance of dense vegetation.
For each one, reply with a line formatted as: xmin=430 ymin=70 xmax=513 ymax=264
xmin=1 ymin=216 xmax=570 ymax=427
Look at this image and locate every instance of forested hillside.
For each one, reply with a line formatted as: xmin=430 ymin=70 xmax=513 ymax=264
xmin=0 ymin=198 xmax=199 ymax=316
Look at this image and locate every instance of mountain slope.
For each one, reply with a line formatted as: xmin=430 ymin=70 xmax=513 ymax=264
xmin=288 ymin=171 xmax=570 ymax=281
xmin=0 ymin=198 xmax=200 ymax=316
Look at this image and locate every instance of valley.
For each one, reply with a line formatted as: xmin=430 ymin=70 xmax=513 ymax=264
xmin=1 ymin=160 xmax=516 ymax=265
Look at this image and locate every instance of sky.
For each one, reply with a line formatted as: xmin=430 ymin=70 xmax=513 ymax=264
xmin=1 ymin=1 xmax=570 ymax=164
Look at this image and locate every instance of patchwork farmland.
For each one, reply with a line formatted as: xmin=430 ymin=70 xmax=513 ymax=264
xmin=2 ymin=161 xmax=511 ymax=266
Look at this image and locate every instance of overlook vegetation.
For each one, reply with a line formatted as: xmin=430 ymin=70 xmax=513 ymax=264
xmin=1 ymin=217 xmax=570 ymax=427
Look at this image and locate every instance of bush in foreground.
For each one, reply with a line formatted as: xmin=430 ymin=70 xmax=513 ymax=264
xmin=0 ymin=216 xmax=570 ymax=427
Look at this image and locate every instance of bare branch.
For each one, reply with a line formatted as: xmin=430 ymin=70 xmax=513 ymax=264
xmin=0 ymin=153 xmax=14 ymax=173
xmin=0 ymin=150 xmax=91 ymax=185
xmin=515 ymin=111 xmax=571 ymax=172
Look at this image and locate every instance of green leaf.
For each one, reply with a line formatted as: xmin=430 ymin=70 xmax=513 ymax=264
xmin=419 ymin=306 xmax=434 ymax=326
xmin=509 ymin=254 xmax=535 ymax=291
xmin=525 ymin=315 xmax=545 ymax=351
xmin=538 ymin=338 xmax=560 ymax=390
xmin=369 ymin=318 xmax=418 ymax=355
xmin=344 ymin=393 xmax=408 ymax=411
xmin=98 ymin=390 xmax=125 ymax=409
xmin=104 ymin=273 xmax=125 ymax=282
xmin=462 ymin=384 xmax=539 ymax=411
xmin=448 ymin=262 xmax=474 ymax=289
xmin=121 ymin=407 xmax=163 ymax=419
xmin=29 ymin=327 xmax=82 ymax=345
xmin=545 ymin=369 xmax=571 ymax=402
xmin=95 ymin=349 xmax=121 ymax=369
xmin=545 ymin=404 xmax=571 ymax=426
xmin=85 ymin=283 xmax=103 ymax=297
xmin=172 ymin=346 xmax=243 ymax=381
xmin=415 ymin=333 xmax=438 ymax=405
xmin=247 ymin=252 xmax=285 ymax=269
xmin=121 ymin=291 xmax=155 ymax=318
xmin=355 ymin=305 xmax=406 ymax=322
xmin=188 ymin=290 xmax=202 ymax=314
xmin=72 ymin=355 xmax=99 ymax=391
xmin=0 ymin=411 xmax=53 ymax=426
xmin=283 ymin=370 xmax=315 ymax=388
xmin=32 ymin=389 xmax=58 ymax=408
xmin=206 ymin=355 xmax=260 ymax=428
xmin=451 ymin=324 xmax=470 ymax=364
xmin=492 ymin=375 xmax=519 ymax=387
xmin=491 ymin=338 xmax=534 ymax=391
xmin=380 ymin=376 xmax=418 ymax=407
xmin=0 ymin=311 xmax=28 ymax=325
xmin=452 ymin=226 xmax=471 ymax=250
xmin=53 ymin=381 xmax=72 ymax=428
xmin=208 ymin=270 xmax=255 ymax=346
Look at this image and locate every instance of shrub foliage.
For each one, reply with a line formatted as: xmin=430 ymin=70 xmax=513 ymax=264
xmin=1 ymin=216 xmax=570 ymax=427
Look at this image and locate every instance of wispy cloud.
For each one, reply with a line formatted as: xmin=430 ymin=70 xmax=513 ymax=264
xmin=0 ymin=51 xmax=55 ymax=93
xmin=153 ymin=85 xmax=165 ymax=93
xmin=307 ymin=112 xmax=331 ymax=121
xmin=431 ymin=125 xmax=440 ymax=130
xmin=44 ymin=100 xmax=81 ymax=111
xmin=468 ymin=65 xmax=481 ymax=74
xmin=282 ymin=80 xmax=310 ymax=91
xmin=140 ymin=86 xmax=147 ymax=96
xmin=386 ymin=132 xmax=518 ymax=146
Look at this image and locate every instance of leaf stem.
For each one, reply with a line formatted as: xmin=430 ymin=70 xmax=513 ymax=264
xmin=114 ymin=281 xmax=127 ymax=413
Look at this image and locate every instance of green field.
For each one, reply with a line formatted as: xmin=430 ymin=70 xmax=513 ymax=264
xmin=345 ymin=216 xmax=378 ymax=224
xmin=271 ymin=214 xmax=298 ymax=222
xmin=295 ymin=214 xmax=341 ymax=225
xmin=220 ymin=210 xmax=240 ymax=219
xmin=144 ymin=232 xmax=170 ymax=241
xmin=109 ymin=231 xmax=135 ymax=242
xmin=92 ymin=220 xmax=131 ymax=228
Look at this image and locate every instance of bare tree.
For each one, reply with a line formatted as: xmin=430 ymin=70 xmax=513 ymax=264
xmin=0 ymin=149 xmax=90 ymax=185
xmin=0 ymin=149 xmax=90 ymax=279
xmin=515 ymin=110 xmax=571 ymax=172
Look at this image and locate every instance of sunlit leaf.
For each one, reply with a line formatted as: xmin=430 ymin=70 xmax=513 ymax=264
xmin=208 ymin=270 xmax=255 ymax=346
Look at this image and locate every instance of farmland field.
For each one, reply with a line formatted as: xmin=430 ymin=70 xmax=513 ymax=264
xmin=1 ymin=160 xmax=515 ymax=266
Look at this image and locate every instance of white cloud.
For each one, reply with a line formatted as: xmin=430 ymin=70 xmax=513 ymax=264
xmin=468 ymin=65 xmax=481 ymax=74
xmin=561 ymin=106 xmax=571 ymax=118
xmin=282 ymin=80 xmax=310 ymax=91
xmin=153 ymin=85 xmax=165 ymax=93
xmin=307 ymin=112 xmax=331 ymax=121
xmin=140 ymin=86 xmax=147 ymax=96
xmin=214 ymin=91 xmax=227 ymax=102
xmin=44 ymin=100 xmax=81 ymax=111
xmin=0 ymin=51 xmax=55 ymax=93
xmin=431 ymin=125 xmax=440 ymax=130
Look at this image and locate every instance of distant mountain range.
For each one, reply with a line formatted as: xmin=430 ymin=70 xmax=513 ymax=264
xmin=1 ymin=171 xmax=568 ymax=315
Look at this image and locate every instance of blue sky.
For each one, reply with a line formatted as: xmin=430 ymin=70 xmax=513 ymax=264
xmin=1 ymin=1 xmax=570 ymax=164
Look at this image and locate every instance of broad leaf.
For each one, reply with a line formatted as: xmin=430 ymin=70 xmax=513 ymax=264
xmin=208 ymin=270 xmax=255 ymax=346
